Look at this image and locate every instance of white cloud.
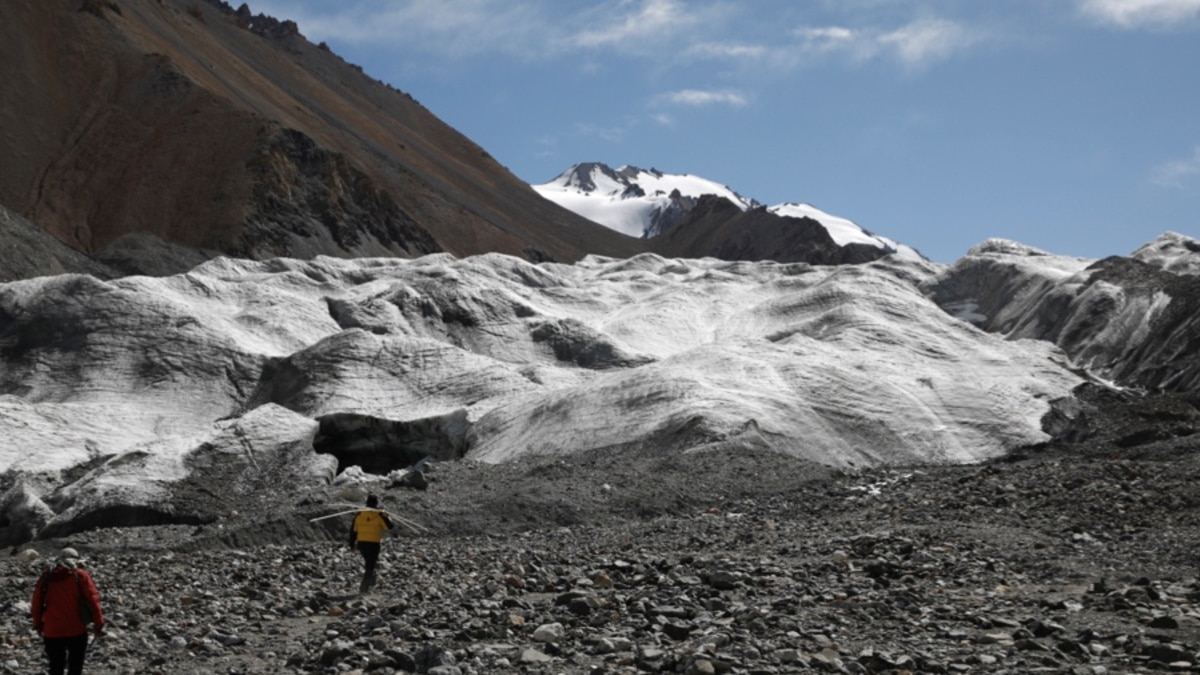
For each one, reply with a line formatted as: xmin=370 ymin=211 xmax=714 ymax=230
xmin=250 ymin=0 xmax=554 ymax=59
xmin=255 ymin=0 xmax=722 ymax=62
xmin=655 ymin=89 xmax=749 ymax=108
xmin=651 ymin=113 xmax=676 ymax=129
xmin=879 ymin=18 xmax=979 ymax=68
xmin=1151 ymin=146 xmax=1200 ymax=188
xmin=794 ymin=26 xmax=858 ymax=52
xmin=1080 ymin=0 xmax=1200 ymax=27
xmin=792 ymin=17 xmax=979 ymax=69
xmin=684 ymin=42 xmax=769 ymax=60
xmin=572 ymin=0 xmax=693 ymax=50
xmin=253 ymin=2 xmax=983 ymax=72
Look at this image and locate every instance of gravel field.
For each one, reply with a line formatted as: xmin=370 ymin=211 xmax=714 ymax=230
xmin=3 ymin=390 xmax=1200 ymax=674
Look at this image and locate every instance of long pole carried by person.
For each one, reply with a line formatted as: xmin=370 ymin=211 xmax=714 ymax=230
xmin=309 ymin=502 xmax=429 ymax=533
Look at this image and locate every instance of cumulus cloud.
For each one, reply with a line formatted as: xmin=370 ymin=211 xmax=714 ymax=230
xmin=1151 ymin=146 xmax=1200 ymax=188
xmin=1080 ymin=0 xmax=1200 ymax=27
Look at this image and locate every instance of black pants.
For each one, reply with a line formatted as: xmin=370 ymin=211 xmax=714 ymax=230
xmin=358 ymin=541 xmax=381 ymax=592
xmin=43 ymin=633 xmax=88 ymax=675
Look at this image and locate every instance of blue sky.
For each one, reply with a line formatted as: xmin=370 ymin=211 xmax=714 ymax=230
xmin=249 ymin=0 xmax=1200 ymax=263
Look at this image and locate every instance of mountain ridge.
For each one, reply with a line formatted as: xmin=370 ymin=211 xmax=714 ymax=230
xmin=534 ymin=162 xmax=760 ymax=239
xmin=533 ymin=161 xmax=924 ymax=262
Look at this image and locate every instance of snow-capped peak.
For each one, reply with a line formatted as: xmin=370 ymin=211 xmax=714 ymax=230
xmin=534 ymin=162 xmax=758 ymax=238
xmin=534 ymin=162 xmax=925 ymax=262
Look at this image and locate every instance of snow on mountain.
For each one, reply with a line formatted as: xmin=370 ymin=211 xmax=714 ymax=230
xmin=533 ymin=162 xmax=923 ymax=262
xmin=769 ymin=203 xmax=924 ymax=262
xmin=533 ymin=163 xmax=758 ymax=238
xmin=1131 ymin=231 xmax=1200 ymax=276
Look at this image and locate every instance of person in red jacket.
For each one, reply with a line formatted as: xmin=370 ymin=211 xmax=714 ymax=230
xmin=30 ymin=548 xmax=105 ymax=675
xmin=349 ymin=494 xmax=393 ymax=594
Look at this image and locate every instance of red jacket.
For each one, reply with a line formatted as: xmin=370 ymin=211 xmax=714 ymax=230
xmin=31 ymin=566 xmax=104 ymax=638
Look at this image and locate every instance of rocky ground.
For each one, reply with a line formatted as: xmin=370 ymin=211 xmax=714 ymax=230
xmin=2 ymin=389 xmax=1200 ymax=674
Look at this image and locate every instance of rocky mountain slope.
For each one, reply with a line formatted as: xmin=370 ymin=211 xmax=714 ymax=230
xmin=924 ymin=234 xmax=1200 ymax=393
xmin=0 ymin=0 xmax=642 ymax=274
xmin=649 ymin=195 xmax=900 ymax=266
xmin=0 ymin=204 xmax=118 ymax=282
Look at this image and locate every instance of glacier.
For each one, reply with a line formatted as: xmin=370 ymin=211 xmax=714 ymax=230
xmin=0 ymin=248 xmax=1105 ymax=542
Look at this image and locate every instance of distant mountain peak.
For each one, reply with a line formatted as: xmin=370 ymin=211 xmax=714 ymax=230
xmin=553 ymin=162 xmax=622 ymax=193
xmin=535 ymin=162 xmax=759 ymax=238
xmin=534 ymin=163 xmax=924 ymax=261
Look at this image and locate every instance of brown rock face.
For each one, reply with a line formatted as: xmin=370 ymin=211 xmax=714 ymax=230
xmin=651 ymin=195 xmax=891 ymax=265
xmin=0 ymin=0 xmax=641 ymax=273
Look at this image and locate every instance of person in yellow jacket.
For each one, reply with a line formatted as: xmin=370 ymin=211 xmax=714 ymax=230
xmin=349 ymin=494 xmax=393 ymax=593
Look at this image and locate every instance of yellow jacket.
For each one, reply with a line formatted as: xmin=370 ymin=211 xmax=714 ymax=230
xmin=352 ymin=509 xmax=392 ymax=543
